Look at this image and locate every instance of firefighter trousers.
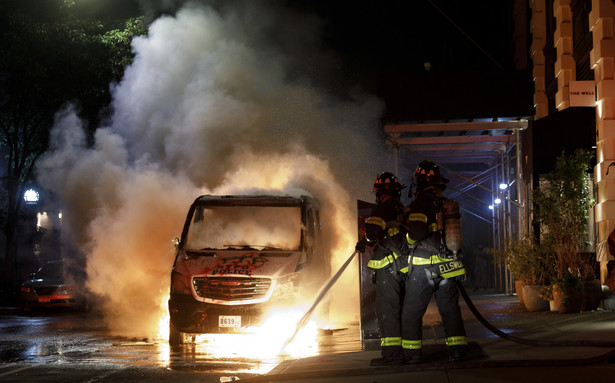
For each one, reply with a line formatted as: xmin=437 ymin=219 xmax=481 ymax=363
xmin=401 ymin=265 xmax=467 ymax=358
xmin=375 ymin=266 xmax=405 ymax=357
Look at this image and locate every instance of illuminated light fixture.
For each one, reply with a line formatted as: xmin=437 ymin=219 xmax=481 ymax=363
xmin=24 ymin=189 xmax=39 ymax=203
xmin=494 ymin=198 xmax=502 ymax=205
xmin=499 ymin=183 xmax=508 ymax=190
xmin=489 ymin=205 xmax=494 ymax=210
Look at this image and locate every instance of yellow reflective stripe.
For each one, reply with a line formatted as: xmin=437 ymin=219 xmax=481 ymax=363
xmin=399 ymin=266 xmax=409 ymax=273
xmin=429 ymin=222 xmax=438 ymax=232
xmin=412 ymin=255 xmax=452 ymax=265
xmin=441 ymin=268 xmax=466 ymax=279
xmin=445 ymin=336 xmax=468 ymax=346
xmin=402 ymin=339 xmax=422 ymax=350
xmin=366 ymin=216 xmax=386 ymax=229
xmin=387 ymin=227 xmax=400 ymax=237
xmin=408 ymin=213 xmax=427 ymax=223
xmin=367 ymin=254 xmax=398 ymax=269
xmin=406 ymin=233 xmax=417 ymax=245
xmin=381 ymin=337 xmax=402 ymax=347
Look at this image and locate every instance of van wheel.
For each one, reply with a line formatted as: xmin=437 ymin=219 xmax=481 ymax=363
xmin=169 ymin=321 xmax=185 ymax=345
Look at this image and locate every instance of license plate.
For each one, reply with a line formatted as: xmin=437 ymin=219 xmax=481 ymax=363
xmin=219 ymin=315 xmax=241 ymax=328
xmin=38 ymin=297 xmax=51 ymax=303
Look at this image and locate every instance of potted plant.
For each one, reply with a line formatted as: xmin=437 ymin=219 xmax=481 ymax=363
xmin=551 ymin=273 xmax=584 ymax=313
xmin=491 ymin=236 xmax=554 ymax=312
xmin=532 ymin=149 xmax=595 ymax=313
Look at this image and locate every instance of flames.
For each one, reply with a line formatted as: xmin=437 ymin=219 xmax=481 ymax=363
xmin=157 ymin=297 xmax=323 ymax=373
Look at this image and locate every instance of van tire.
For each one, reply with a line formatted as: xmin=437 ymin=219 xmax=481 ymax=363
xmin=169 ymin=321 xmax=185 ymax=345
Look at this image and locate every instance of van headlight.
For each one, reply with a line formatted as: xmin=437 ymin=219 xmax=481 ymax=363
xmin=170 ymin=270 xmax=192 ymax=295
xmin=272 ymin=272 xmax=299 ymax=299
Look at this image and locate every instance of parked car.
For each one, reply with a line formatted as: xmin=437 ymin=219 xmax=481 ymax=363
xmin=168 ymin=194 xmax=330 ymax=345
xmin=20 ymin=259 xmax=88 ymax=311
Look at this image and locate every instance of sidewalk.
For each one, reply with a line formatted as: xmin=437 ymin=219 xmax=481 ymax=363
xmin=245 ymin=291 xmax=615 ymax=382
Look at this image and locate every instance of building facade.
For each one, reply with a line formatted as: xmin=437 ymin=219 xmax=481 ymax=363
xmin=529 ymin=0 xmax=615 ymax=280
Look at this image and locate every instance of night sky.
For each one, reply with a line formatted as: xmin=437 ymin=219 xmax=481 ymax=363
xmin=70 ymin=0 xmax=531 ymax=121
xmin=281 ymin=0 xmax=532 ymax=121
xmin=299 ymin=1 xmax=518 ymax=72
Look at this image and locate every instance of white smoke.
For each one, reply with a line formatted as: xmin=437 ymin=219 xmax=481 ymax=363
xmin=37 ymin=1 xmax=390 ymax=338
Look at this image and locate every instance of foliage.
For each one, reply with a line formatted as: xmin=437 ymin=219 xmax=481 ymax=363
xmin=532 ymin=149 xmax=595 ymax=280
xmin=490 ymin=235 xmax=555 ymax=286
xmin=101 ymin=17 xmax=147 ymax=81
xmin=0 ymin=0 xmax=146 ymax=284
xmin=539 ymin=283 xmax=553 ymax=301
xmin=555 ymin=273 xmax=584 ymax=291
xmin=552 ymin=273 xmax=584 ymax=308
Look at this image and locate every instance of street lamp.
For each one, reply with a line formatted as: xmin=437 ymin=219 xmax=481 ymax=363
xmin=24 ymin=189 xmax=39 ymax=204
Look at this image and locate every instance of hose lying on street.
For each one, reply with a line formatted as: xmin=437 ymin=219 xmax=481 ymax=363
xmin=456 ymin=280 xmax=615 ymax=348
xmin=281 ymin=250 xmax=360 ymax=352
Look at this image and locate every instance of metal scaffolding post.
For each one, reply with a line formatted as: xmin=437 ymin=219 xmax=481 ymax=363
xmin=515 ymin=130 xmax=525 ymax=238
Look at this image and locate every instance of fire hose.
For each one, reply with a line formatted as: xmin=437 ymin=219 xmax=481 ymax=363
xmin=456 ymin=279 xmax=615 ymax=348
xmin=281 ymin=248 xmax=615 ymax=366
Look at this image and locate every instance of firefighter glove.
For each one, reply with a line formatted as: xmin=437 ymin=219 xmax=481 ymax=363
xmin=355 ymin=240 xmax=367 ymax=253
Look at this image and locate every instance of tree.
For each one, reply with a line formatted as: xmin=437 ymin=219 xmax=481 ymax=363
xmin=532 ymin=149 xmax=595 ymax=280
xmin=0 ymin=0 xmax=146 ymax=295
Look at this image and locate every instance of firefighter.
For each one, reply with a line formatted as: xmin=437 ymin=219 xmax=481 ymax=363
xmin=402 ymin=160 xmax=468 ymax=364
xmin=356 ymin=172 xmax=408 ymax=366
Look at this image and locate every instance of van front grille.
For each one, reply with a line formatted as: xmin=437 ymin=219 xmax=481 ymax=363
xmin=192 ymin=276 xmax=272 ymax=302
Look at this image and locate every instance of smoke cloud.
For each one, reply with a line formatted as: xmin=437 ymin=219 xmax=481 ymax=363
xmin=37 ymin=1 xmax=390 ymax=338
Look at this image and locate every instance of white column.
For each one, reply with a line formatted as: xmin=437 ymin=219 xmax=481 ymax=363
xmin=554 ymin=0 xmax=576 ymax=111
xmin=591 ymin=0 xmax=615 ymax=281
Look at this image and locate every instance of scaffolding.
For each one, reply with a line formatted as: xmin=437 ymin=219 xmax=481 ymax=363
xmin=384 ymin=119 xmax=530 ymax=294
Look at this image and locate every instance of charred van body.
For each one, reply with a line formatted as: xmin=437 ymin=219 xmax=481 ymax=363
xmin=168 ymin=195 xmax=327 ymax=345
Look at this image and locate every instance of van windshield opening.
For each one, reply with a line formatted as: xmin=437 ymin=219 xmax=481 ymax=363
xmin=184 ymin=205 xmax=302 ymax=251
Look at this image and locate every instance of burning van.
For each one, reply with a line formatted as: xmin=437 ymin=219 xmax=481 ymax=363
xmin=168 ymin=194 xmax=328 ymax=344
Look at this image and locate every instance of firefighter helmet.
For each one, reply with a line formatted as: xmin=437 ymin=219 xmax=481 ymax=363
xmin=373 ymin=172 xmax=405 ymax=199
xmin=413 ymin=160 xmax=449 ymax=190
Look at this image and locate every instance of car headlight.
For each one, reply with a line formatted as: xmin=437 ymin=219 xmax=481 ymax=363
xmin=58 ymin=285 xmax=74 ymax=294
xmin=170 ymin=270 xmax=192 ymax=295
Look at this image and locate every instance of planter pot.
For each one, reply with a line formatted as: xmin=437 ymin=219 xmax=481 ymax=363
xmin=515 ymin=280 xmax=525 ymax=305
xmin=549 ymin=300 xmax=558 ymax=312
xmin=552 ymin=284 xmax=583 ymax=313
xmin=604 ymin=295 xmax=615 ymax=310
xmin=521 ymin=285 xmax=549 ymax=312
xmin=582 ymin=279 xmax=601 ymax=311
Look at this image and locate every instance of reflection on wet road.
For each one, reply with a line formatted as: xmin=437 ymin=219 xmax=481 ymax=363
xmin=0 ymin=311 xmax=363 ymax=380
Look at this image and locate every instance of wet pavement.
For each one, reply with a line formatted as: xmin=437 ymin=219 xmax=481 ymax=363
xmin=0 ymin=305 xmax=362 ymax=381
xmin=2 ymin=291 xmax=615 ymax=382
xmin=244 ymin=291 xmax=615 ymax=382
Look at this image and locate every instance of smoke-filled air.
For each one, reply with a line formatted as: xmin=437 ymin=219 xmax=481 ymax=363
xmin=36 ymin=1 xmax=390 ymax=338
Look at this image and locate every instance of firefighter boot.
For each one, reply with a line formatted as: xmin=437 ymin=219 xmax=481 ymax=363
xmin=448 ymin=345 xmax=467 ymax=362
xmin=404 ymin=350 xmax=422 ymax=364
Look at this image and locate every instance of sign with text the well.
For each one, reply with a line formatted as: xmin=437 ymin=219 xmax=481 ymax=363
xmin=569 ymin=81 xmax=596 ymax=107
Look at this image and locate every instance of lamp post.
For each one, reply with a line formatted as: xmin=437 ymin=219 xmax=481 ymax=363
xmin=58 ymin=211 xmax=63 ymax=259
